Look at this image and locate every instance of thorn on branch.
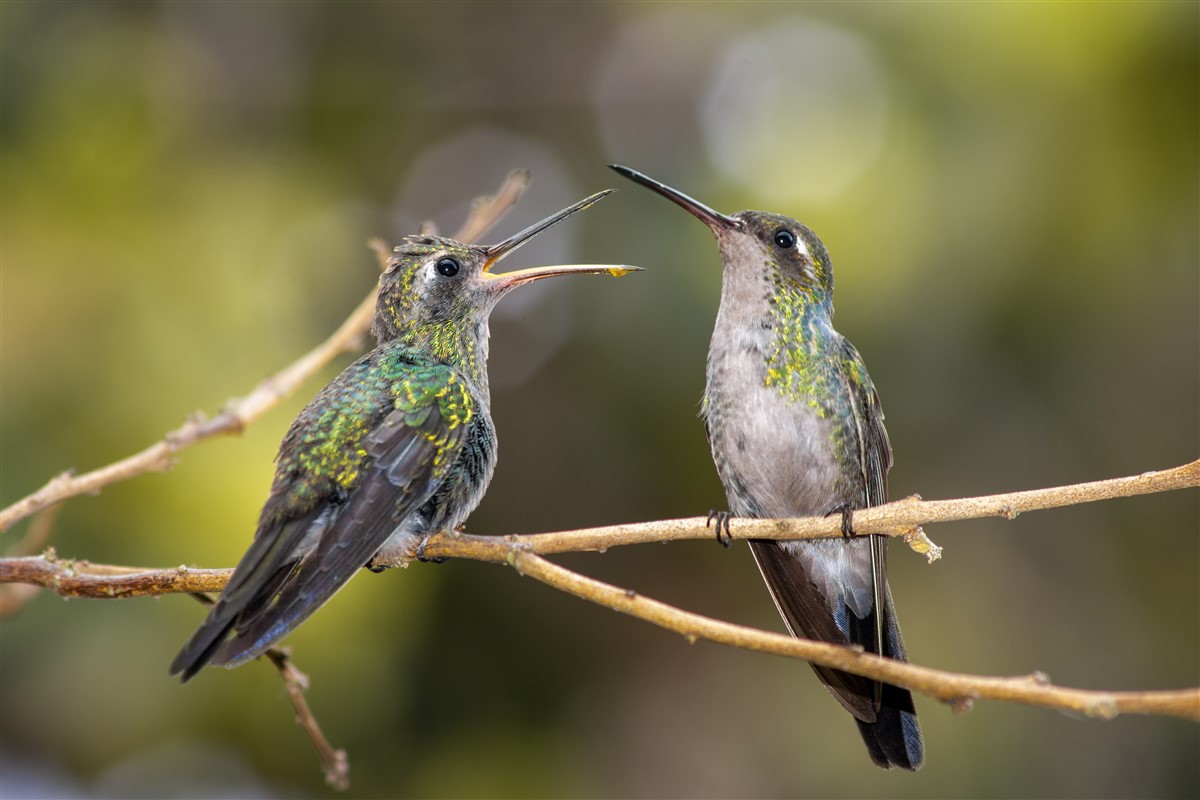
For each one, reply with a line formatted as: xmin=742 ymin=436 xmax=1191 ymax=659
xmin=1027 ymin=671 xmax=1052 ymax=686
xmin=51 ymin=470 xmax=77 ymax=493
xmin=949 ymin=696 xmax=976 ymax=715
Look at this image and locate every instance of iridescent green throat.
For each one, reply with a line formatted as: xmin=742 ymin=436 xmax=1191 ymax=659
xmin=396 ymin=319 xmax=487 ymax=387
xmin=761 ymin=267 xmax=836 ymax=416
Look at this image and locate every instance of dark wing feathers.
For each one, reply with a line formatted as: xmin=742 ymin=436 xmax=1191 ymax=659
xmin=839 ymin=337 xmax=922 ymax=770
xmin=170 ymin=364 xmax=472 ymax=680
xmin=211 ymin=418 xmax=443 ymax=668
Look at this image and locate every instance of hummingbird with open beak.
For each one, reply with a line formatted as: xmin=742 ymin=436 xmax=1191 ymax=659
xmin=171 ymin=189 xmax=640 ymax=681
xmin=611 ymin=165 xmax=922 ymax=770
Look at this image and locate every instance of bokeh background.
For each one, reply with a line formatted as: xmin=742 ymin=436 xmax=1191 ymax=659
xmin=2 ymin=2 xmax=1197 ymax=798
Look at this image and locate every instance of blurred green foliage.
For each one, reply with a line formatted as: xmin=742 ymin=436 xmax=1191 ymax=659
xmin=2 ymin=2 xmax=1196 ymax=798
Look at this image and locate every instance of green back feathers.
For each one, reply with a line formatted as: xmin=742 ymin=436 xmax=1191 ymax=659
xmin=270 ymin=349 xmax=474 ymax=514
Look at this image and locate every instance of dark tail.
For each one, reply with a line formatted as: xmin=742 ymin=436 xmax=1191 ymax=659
xmin=169 ymin=513 xmax=321 ymax=682
xmin=855 ymin=682 xmax=923 ymax=770
xmin=749 ymin=538 xmax=924 ymax=770
xmin=168 ymin=554 xmax=298 ymax=682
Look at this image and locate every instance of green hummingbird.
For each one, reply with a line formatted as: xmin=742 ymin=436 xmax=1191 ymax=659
xmin=611 ymin=165 xmax=923 ymax=770
xmin=170 ymin=190 xmax=639 ymax=681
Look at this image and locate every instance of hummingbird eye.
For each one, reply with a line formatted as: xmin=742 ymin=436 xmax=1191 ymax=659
xmin=773 ymin=229 xmax=797 ymax=249
xmin=435 ymin=257 xmax=460 ymax=277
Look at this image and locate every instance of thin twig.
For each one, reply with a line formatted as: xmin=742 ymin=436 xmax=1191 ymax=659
xmin=0 ymin=170 xmax=533 ymax=534
xmin=264 ymin=648 xmax=351 ymax=791
xmin=184 ymin=592 xmax=349 ymax=789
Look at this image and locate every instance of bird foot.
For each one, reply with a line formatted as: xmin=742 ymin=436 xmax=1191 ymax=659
xmin=415 ymin=533 xmax=447 ymax=564
xmin=825 ymin=503 xmax=856 ymax=538
xmin=365 ymin=532 xmax=443 ymax=572
xmin=706 ymin=510 xmax=734 ymax=548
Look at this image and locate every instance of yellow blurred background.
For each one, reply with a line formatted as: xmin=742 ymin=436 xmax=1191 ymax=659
xmin=2 ymin=2 xmax=1196 ymax=797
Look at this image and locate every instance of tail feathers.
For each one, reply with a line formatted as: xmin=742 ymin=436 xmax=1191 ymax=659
xmin=168 ymin=555 xmax=300 ymax=682
xmin=168 ymin=609 xmax=238 ymax=683
xmin=169 ymin=513 xmax=321 ymax=682
xmin=749 ymin=539 xmax=924 ymax=771
xmin=855 ymin=681 xmax=924 ymax=770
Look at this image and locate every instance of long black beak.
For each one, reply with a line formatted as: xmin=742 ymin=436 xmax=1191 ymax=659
xmin=484 ymin=189 xmax=615 ymax=267
xmin=609 ymin=164 xmax=740 ymax=231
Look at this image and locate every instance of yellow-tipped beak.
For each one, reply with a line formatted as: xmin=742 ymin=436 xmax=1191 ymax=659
xmin=484 ymin=264 xmax=643 ymax=292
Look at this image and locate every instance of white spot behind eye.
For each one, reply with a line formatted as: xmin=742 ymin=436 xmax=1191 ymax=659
xmin=796 ymin=237 xmax=811 ymax=259
xmin=426 ymin=254 xmax=452 ymax=280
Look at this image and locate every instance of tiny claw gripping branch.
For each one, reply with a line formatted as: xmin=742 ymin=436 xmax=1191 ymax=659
xmin=706 ymin=510 xmax=734 ymax=547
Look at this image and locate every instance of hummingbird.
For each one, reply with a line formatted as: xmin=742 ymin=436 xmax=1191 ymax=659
xmin=611 ymin=165 xmax=923 ymax=770
xmin=170 ymin=189 xmax=639 ymax=681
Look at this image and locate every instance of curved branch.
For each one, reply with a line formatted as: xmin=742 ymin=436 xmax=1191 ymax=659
xmin=509 ymin=551 xmax=1200 ymax=722
xmin=0 ymin=170 xmax=532 ymax=534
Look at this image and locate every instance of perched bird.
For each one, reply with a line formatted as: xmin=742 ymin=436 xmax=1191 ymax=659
xmin=170 ymin=190 xmax=638 ymax=681
xmin=611 ymin=165 xmax=923 ymax=770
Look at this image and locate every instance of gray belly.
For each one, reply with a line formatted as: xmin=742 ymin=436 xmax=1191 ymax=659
xmin=705 ymin=345 xmax=848 ymax=518
xmin=705 ymin=346 xmax=875 ymax=618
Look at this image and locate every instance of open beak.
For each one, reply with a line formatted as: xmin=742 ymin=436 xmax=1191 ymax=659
xmin=482 ymin=188 xmax=642 ymax=291
xmin=608 ymin=164 xmax=741 ymax=232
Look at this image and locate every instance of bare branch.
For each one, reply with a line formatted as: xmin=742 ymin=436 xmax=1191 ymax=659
xmin=411 ymin=457 xmax=1200 ymax=561
xmin=2 ymin=461 xmax=1196 ymax=723
xmin=3 ymin=459 xmax=1194 ymax=598
xmin=0 ymin=550 xmax=231 ymax=597
xmin=452 ymin=169 xmax=530 ymax=243
xmin=0 ymin=171 xmax=533 ymax=534
xmin=183 ymin=591 xmax=350 ymax=789
xmin=508 ymin=551 xmax=1200 ymax=722
xmin=264 ymin=648 xmax=350 ymax=790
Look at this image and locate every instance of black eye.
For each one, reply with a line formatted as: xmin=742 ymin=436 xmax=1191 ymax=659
xmin=435 ymin=257 xmax=460 ymax=277
xmin=773 ymin=229 xmax=796 ymax=249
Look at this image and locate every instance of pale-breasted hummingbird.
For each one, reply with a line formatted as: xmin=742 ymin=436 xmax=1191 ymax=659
xmin=611 ymin=164 xmax=922 ymax=770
